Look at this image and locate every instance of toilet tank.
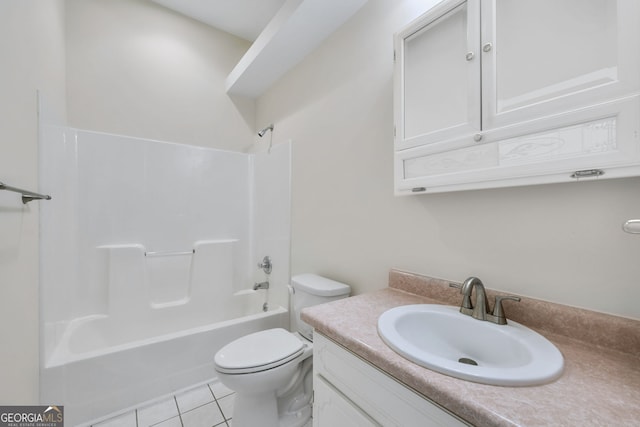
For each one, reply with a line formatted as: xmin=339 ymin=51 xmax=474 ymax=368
xmin=291 ymin=274 xmax=351 ymax=341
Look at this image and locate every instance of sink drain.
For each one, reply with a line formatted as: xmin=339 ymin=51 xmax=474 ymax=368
xmin=458 ymin=357 xmax=478 ymax=366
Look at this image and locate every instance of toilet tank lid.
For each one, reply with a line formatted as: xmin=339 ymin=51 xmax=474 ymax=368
xmin=291 ymin=274 xmax=351 ymax=297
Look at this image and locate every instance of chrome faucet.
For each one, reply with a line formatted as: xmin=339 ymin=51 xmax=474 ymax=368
xmin=253 ymin=281 xmax=270 ymax=291
xmin=460 ymin=276 xmax=490 ymax=321
xmin=451 ymin=277 xmax=521 ymax=325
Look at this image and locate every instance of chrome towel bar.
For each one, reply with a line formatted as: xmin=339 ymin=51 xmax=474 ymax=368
xmin=0 ymin=181 xmax=52 ymax=204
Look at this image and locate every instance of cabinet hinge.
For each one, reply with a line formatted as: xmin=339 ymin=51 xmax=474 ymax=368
xmin=393 ymin=49 xmax=396 ymax=62
xmin=393 ymin=125 xmax=396 ymax=137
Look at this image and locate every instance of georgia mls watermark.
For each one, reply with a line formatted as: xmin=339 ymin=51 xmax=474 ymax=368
xmin=0 ymin=406 xmax=63 ymax=427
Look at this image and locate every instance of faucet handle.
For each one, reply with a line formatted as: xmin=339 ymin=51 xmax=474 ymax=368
xmin=492 ymin=295 xmax=521 ymax=324
xmin=257 ymin=256 xmax=272 ymax=274
xmin=449 ymin=282 xmax=473 ymax=310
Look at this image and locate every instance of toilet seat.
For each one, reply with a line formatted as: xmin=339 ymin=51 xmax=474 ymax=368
xmin=215 ymin=328 xmax=305 ymax=374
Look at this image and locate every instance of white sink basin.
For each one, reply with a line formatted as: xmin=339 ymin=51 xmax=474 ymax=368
xmin=377 ymin=304 xmax=564 ymax=386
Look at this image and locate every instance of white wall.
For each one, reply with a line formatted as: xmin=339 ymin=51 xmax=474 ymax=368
xmin=0 ymin=0 xmax=66 ymax=404
xmin=65 ymin=0 xmax=255 ymax=151
xmin=255 ymin=0 xmax=640 ymax=319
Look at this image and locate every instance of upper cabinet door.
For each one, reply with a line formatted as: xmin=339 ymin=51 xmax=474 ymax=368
xmin=394 ymin=0 xmax=481 ymax=151
xmin=481 ymin=0 xmax=640 ymax=129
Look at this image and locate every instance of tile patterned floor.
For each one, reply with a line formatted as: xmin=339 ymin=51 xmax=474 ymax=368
xmin=92 ymin=381 xmax=236 ymax=427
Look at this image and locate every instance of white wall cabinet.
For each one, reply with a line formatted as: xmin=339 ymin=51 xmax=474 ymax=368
xmin=394 ymin=0 xmax=640 ymax=195
xmin=313 ymin=333 xmax=470 ymax=427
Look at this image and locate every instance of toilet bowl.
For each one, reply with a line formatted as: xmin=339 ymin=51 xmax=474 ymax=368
xmin=214 ymin=274 xmax=351 ymax=427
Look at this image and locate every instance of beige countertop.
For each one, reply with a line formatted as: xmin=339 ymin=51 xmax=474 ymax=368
xmin=301 ymin=270 xmax=640 ymax=427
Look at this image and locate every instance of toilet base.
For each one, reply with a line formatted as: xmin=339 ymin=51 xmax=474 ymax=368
xmin=279 ymin=405 xmax=311 ymax=427
xmin=277 ymin=357 xmax=313 ymax=426
xmin=224 ymin=356 xmax=313 ymax=427
xmin=233 ymin=391 xmax=279 ymax=427
xmin=232 ymin=392 xmax=311 ymax=427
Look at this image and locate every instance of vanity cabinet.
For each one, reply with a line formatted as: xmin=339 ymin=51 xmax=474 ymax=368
xmin=394 ymin=0 xmax=640 ymax=194
xmin=313 ymin=333 xmax=470 ymax=427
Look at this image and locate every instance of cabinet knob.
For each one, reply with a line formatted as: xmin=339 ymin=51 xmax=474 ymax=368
xmin=465 ymin=52 xmax=475 ymax=61
xmin=474 ymin=134 xmax=483 ymax=142
xmin=482 ymin=43 xmax=493 ymax=53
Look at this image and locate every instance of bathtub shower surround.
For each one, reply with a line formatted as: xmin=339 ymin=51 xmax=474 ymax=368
xmin=38 ymin=126 xmax=291 ymax=425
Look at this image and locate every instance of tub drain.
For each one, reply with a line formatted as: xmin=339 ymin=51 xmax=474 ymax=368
xmin=458 ymin=357 xmax=478 ymax=366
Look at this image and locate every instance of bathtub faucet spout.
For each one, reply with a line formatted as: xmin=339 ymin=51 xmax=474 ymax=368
xmin=253 ymin=281 xmax=270 ymax=291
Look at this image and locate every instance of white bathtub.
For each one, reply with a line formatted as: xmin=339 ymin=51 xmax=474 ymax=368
xmin=40 ymin=306 xmax=288 ymax=426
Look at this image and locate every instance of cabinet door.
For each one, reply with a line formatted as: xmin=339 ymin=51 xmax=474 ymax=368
xmin=314 ymin=334 xmax=470 ymax=426
xmin=395 ymin=0 xmax=481 ymax=151
xmin=313 ymin=376 xmax=380 ymax=427
xmin=481 ymin=0 xmax=640 ymax=130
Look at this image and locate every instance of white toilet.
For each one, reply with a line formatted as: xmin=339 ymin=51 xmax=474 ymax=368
xmin=214 ymin=274 xmax=351 ymax=427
